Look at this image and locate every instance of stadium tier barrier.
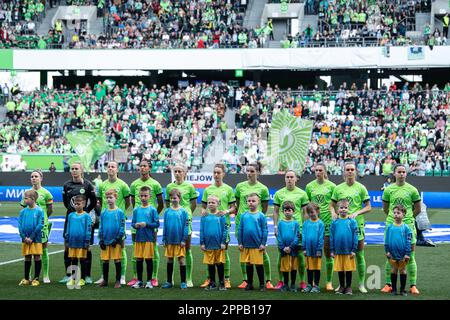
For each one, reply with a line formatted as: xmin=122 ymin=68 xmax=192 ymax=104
xmin=0 ymin=173 xmax=449 ymax=208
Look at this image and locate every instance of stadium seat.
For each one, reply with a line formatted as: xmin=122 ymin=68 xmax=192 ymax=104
xmin=433 ymin=169 xmax=442 ymax=177
xmin=425 ymin=170 xmax=433 ymax=176
xmin=442 ymin=170 xmax=449 ymax=177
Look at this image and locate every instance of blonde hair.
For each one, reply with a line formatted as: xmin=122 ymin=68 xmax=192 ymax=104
xmin=105 ymin=189 xmax=118 ymax=198
xmin=24 ymin=190 xmax=39 ymax=202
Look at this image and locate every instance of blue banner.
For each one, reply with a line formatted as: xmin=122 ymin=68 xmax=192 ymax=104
xmin=0 ymin=186 xmax=449 ymax=208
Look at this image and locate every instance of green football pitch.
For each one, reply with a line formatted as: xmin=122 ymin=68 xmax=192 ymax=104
xmin=0 ymin=202 xmax=449 ymax=300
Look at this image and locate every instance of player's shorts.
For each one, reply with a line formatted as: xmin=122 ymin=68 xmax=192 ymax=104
xmin=134 ymin=241 xmax=155 ymax=259
xmin=334 ymin=254 xmax=356 ymax=272
xmin=385 ymin=219 xmax=417 ymax=245
xmin=389 ymin=258 xmax=408 ymax=270
xmin=22 ymin=242 xmax=43 ymax=256
xmin=203 ymin=249 xmax=225 ymax=265
xmin=240 ymin=248 xmax=263 ymax=265
xmin=165 ymin=244 xmax=186 ymax=258
xmin=306 ymin=257 xmax=322 ymax=271
xmin=101 ymin=245 xmax=123 ymax=261
xmin=41 ymin=222 xmax=52 ymax=244
xmin=68 ymin=248 xmax=87 ymax=259
xmin=357 ymin=222 xmax=365 ymax=241
xmin=280 ymin=255 xmax=299 ymax=272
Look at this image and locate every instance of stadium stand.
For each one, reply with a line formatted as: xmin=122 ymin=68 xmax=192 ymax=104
xmin=1 ymin=81 xmax=449 ymax=175
xmin=1 ymin=0 xmax=447 ymax=48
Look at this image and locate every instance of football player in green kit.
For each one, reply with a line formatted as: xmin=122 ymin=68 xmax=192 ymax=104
xmin=95 ymin=161 xmax=131 ymax=285
xmin=235 ymin=162 xmax=274 ymax=290
xmin=165 ymin=164 xmax=198 ymax=287
xmin=199 ymin=163 xmax=236 ymax=289
xmin=381 ymin=164 xmax=421 ymax=295
xmin=21 ymin=170 xmax=53 ymax=283
xmin=273 ymin=170 xmax=309 ymax=290
xmin=128 ymin=160 xmax=164 ymax=287
xmin=330 ymin=161 xmax=371 ymax=293
xmin=305 ymin=163 xmax=336 ymax=291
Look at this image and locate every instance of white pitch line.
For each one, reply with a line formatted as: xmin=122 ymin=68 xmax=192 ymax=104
xmin=0 ymin=250 xmax=65 ymax=266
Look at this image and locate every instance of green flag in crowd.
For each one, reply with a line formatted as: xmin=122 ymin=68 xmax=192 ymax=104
xmin=66 ymin=129 xmax=111 ymax=172
xmin=267 ymin=109 xmax=313 ymax=175
xmin=103 ymin=79 xmax=116 ymax=92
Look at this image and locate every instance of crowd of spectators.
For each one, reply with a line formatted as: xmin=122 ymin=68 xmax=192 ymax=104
xmin=291 ymin=0 xmax=436 ymax=48
xmin=225 ymin=80 xmax=450 ymax=176
xmin=2 ymin=79 xmax=448 ymax=176
xmin=0 ymin=0 xmax=66 ymax=49
xmin=70 ymin=0 xmax=267 ymax=49
xmin=1 ymin=81 xmax=229 ymax=172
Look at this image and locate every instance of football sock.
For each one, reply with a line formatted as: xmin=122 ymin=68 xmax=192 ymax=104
xmin=246 ymin=264 xmax=254 ymax=286
xmin=256 ymin=265 xmax=264 ymax=287
xmin=24 ymin=260 xmax=32 ymax=280
xmin=34 ymin=260 xmax=42 ymax=280
xmin=400 ymin=274 xmax=407 ymax=292
xmin=102 ymin=262 xmax=109 ymax=283
xmin=121 ymin=248 xmax=127 ymax=277
xmin=407 ymin=251 xmax=417 ymax=286
xmin=298 ymin=252 xmax=306 ymax=283
xmin=385 ymin=260 xmax=391 ymax=285
xmin=277 ymin=254 xmax=283 ymax=282
xmin=314 ymin=270 xmax=321 ymax=287
xmin=186 ymin=249 xmax=193 ymax=283
xmin=86 ymin=250 xmax=92 ymax=277
xmin=356 ymin=250 xmax=366 ymax=285
xmin=42 ymin=247 xmax=49 ymax=278
xmin=217 ymin=263 xmax=225 ymax=285
xmin=307 ymin=269 xmax=314 ymax=286
xmin=136 ymin=260 xmax=143 ymax=282
xmin=290 ymin=270 xmax=297 ymax=286
xmin=152 ymin=244 xmax=160 ymax=279
xmin=224 ymin=251 xmax=231 ymax=279
xmin=391 ymin=273 xmax=398 ymax=292
xmin=180 ymin=265 xmax=187 ymax=283
xmin=345 ymin=271 xmax=352 ymax=288
xmin=114 ymin=262 xmax=121 ymax=282
xmin=145 ymin=259 xmax=153 ymax=282
xmin=283 ymin=272 xmax=289 ymax=286
xmin=263 ymin=252 xmax=271 ymax=281
xmin=167 ymin=262 xmax=174 ymax=283
xmin=325 ymin=256 xmax=334 ymax=283
xmin=208 ymin=264 xmax=216 ymax=284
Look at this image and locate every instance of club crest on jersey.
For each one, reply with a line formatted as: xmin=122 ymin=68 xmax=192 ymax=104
xmin=315 ymin=194 xmax=325 ymax=204
xmin=80 ymin=188 xmax=85 ymax=194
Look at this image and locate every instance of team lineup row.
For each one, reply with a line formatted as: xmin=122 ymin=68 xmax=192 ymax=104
xmin=16 ymin=160 xmax=421 ymax=296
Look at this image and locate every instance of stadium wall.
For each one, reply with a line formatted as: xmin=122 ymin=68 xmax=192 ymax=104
xmin=5 ymin=46 xmax=450 ymax=70
xmin=0 ymin=173 xmax=449 ymax=208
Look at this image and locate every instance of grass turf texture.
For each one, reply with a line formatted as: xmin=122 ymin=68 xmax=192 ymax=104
xmin=1 ymin=202 xmax=449 ymax=300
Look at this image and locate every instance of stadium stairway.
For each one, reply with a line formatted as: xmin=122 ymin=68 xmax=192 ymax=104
xmin=415 ymin=12 xmax=432 ymax=34
xmin=36 ymin=7 xmax=60 ymax=36
xmin=244 ymin=0 xmax=269 ymax=30
xmin=300 ymin=13 xmax=318 ymax=38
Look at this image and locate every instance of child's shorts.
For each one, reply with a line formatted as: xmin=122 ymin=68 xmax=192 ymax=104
xmin=280 ymin=255 xmax=299 ymax=272
xmin=306 ymin=257 xmax=322 ymax=271
xmin=68 ymin=248 xmax=87 ymax=259
xmin=203 ymin=249 xmax=225 ymax=264
xmin=334 ymin=254 xmax=356 ymax=272
xmin=101 ymin=245 xmax=123 ymax=261
xmin=389 ymin=258 xmax=408 ymax=270
xmin=134 ymin=241 xmax=155 ymax=259
xmin=165 ymin=244 xmax=186 ymax=258
xmin=22 ymin=243 xmax=43 ymax=256
xmin=240 ymin=248 xmax=263 ymax=265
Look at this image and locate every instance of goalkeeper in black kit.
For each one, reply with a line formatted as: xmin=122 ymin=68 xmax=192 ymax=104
xmin=60 ymin=162 xmax=97 ymax=284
